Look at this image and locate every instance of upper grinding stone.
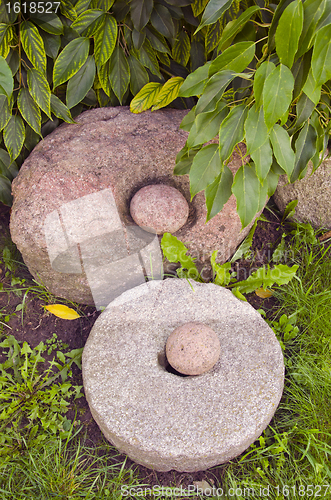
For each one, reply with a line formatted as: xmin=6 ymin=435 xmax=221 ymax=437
xmin=130 ymin=184 xmax=189 ymax=234
xmin=166 ymin=322 xmax=221 ymax=375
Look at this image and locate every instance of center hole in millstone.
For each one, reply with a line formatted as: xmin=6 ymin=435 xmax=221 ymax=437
xmin=157 ymin=351 xmax=189 ymax=378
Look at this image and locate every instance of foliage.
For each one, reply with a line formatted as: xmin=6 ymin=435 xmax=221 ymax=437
xmin=0 ymin=334 xmax=83 ymax=454
xmin=132 ymin=0 xmax=331 ymax=229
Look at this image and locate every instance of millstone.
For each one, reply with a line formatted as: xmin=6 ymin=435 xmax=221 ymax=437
xmin=82 ymin=278 xmax=284 ymax=472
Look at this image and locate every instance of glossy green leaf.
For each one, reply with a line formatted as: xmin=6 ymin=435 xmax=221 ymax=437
xmin=302 ymin=69 xmax=321 ymax=106
xmin=0 ymin=94 xmax=11 ymax=131
xmin=53 ymin=37 xmax=89 ymax=88
xmin=172 ymin=31 xmax=191 ymax=67
xmin=60 ymin=0 xmax=77 ymax=20
xmin=292 ymin=92 xmax=315 ymax=133
xmin=253 ymin=61 xmax=275 ymax=109
xmin=275 ymin=0 xmax=303 ymax=68
xmin=50 ymin=94 xmax=75 ymax=124
xmin=195 ymin=69 xmax=237 ymax=114
xmin=187 ymin=100 xmax=228 ymax=148
xmin=40 ymin=32 xmax=61 ymax=59
xmin=178 ymin=62 xmax=211 ymax=97
xmin=75 ymin=0 xmax=92 ymax=16
xmin=244 ymin=104 xmax=269 ymax=155
xmin=4 ymin=115 xmax=25 ymax=161
xmin=66 ymin=56 xmax=96 ymax=109
xmin=71 ymin=9 xmax=105 ymax=36
xmin=219 ymin=104 xmax=248 ymax=164
xmin=297 ymin=0 xmax=326 ymax=58
xmin=130 ymin=82 xmax=163 ymax=113
xmin=0 ymin=23 xmax=13 ymax=58
xmin=197 ymin=0 xmax=234 ymax=32
xmin=292 ymin=50 xmax=311 ymax=100
xmin=174 ymin=145 xmax=200 ymax=176
xmin=109 ymin=46 xmax=130 ymax=104
xmin=94 ymin=14 xmax=117 ymax=67
xmin=206 ymin=19 xmax=223 ymax=53
xmin=311 ymin=24 xmax=331 ymax=87
xmin=251 ymin=139 xmax=273 ymax=183
xmin=263 ymin=64 xmax=294 ymax=129
xmin=270 ymin=124 xmax=295 ymax=179
xmin=209 ymin=41 xmax=255 ymax=77
xmin=17 ymin=88 xmax=41 ymax=136
xmin=151 ymin=4 xmax=175 ymax=38
xmin=139 ymin=39 xmax=161 ymax=77
xmin=205 ymin=165 xmax=233 ymax=221
xmin=192 ymin=0 xmax=209 ymax=17
xmin=152 ymin=77 xmax=184 ymax=111
xmin=128 ymin=56 xmax=149 ymax=95
xmin=0 ymin=174 xmax=12 ymax=206
xmin=97 ymin=60 xmax=111 ymax=96
xmin=267 ymin=0 xmax=294 ymax=53
xmin=145 ymin=27 xmax=170 ymax=54
xmin=218 ymin=6 xmax=260 ymax=51
xmin=189 ymin=144 xmax=222 ymax=199
xmin=31 ymin=12 xmax=64 ymax=35
xmin=21 ymin=21 xmax=46 ymax=74
xmin=27 ymin=68 xmax=51 ymax=118
xmin=265 ymin=166 xmax=280 ymax=197
xmin=0 ymin=56 xmax=13 ymax=98
xmin=130 ymin=0 xmax=153 ymax=31
xmin=232 ymin=162 xmax=261 ymax=229
xmin=180 ymin=107 xmax=196 ymax=132
xmin=291 ymin=122 xmax=317 ymax=182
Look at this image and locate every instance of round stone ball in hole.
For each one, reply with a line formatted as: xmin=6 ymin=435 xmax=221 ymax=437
xmin=130 ymin=184 xmax=189 ymax=234
xmin=166 ymin=322 xmax=221 ymax=375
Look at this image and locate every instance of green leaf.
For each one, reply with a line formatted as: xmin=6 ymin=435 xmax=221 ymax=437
xmin=209 ymin=41 xmax=255 ymax=77
xmin=297 ymin=0 xmax=326 ymax=59
xmin=263 ymin=64 xmax=294 ymax=129
xmin=130 ymin=82 xmax=162 ymax=113
xmin=180 ymin=107 xmax=196 ymax=132
xmin=145 ymin=27 xmax=170 ymax=54
xmin=71 ymin=9 xmax=105 ymax=37
xmin=275 ymin=0 xmax=303 ymax=69
xmin=0 ymin=55 xmax=13 ymax=98
xmin=0 ymin=174 xmax=12 ymax=205
xmin=232 ymin=162 xmax=261 ymax=229
xmin=251 ymin=139 xmax=273 ymax=183
xmin=244 ymin=104 xmax=268 ymax=155
xmin=187 ymin=100 xmax=228 ymax=148
xmin=253 ymin=61 xmax=275 ymax=109
xmin=152 ymin=77 xmax=184 ymax=111
xmin=91 ymin=0 xmax=114 ymax=9
xmin=109 ymin=46 xmax=130 ymax=104
xmin=53 ymin=38 xmax=89 ymax=89
xmin=40 ymin=31 xmax=61 ymax=59
xmin=66 ymin=56 xmax=96 ymax=109
xmin=265 ymin=166 xmax=280 ymax=197
xmin=189 ymin=143 xmax=222 ymax=199
xmin=0 ymin=23 xmax=13 ymax=58
xmin=211 ymin=254 xmax=232 ymax=286
xmin=234 ymin=264 xmax=299 ymax=294
xmin=218 ymin=6 xmax=260 ymax=51
xmin=151 ymin=4 xmax=175 ymax=38
xmin=60 ymin=0 xmax=77 ymax=20
xmin=230 ymin=218 xmax=258 ymax=263
xmin=17 ymin=88 xmax=41 ymax=136
xmin=178 ymin=62 xmax=211 ymax=98
xmin=132 ymin=29 xmax=145 ymax=51
xmin=4 ymin=116 xmax=25 ymax=161
xmin=302 ymin=69 xmax=321 ymax=106
xmin=0 ymin=94 xmax=11 ymax=131
xmin=205 ymin=165 xmax=233 ymax=221
xmin=311 ymin=24 xmax=331 ymax=87
xmin=97 ymin=60 xmax=111 ymax=96
xmin=269 ymin=124 xmax=295 ymax=179
xmin=128 ymin=55 xmax=149 ymax=95
xmin=192 ymin=0 xmax=209 ymax=17
xmin=21 ymin=21 xmax=46 ymax=74
xmin=50 ymin=94 xmax=75 ymax=124
xmin=27 ymin=68 xmax=51 ymax=118
xmin=195 ymin=69 xmax=237 ymax=114
xmin=139 ymin=39 xmax=161 ymax=77
xmin=130 ymin=0 xmax=153 ymax=32
xmin=75 ymin=0 xmax=92 ymax=16
xmin=94 ymin=14 xmax=117 ymax=67
xmin=31 ymin=12 xmax=64 ymax=35
xmin=172 ymin=31 xmax=191 ymax=67
xmin=219 ymin=104 xmax=248 ymax=164
xmin=160 ymin=233 xmax=200 ymax=279
xmin=290 ymin=92 xmax=315 ymax=133
xmin=174 ymin=145 xmax=200 ymax=176
xmin=291 ymin=122 xmax=317 ymax=182
xmin=206 ymin=19 xmax=223 ymax=54
xmin=197 ymin=0 xmax=234 ymax=32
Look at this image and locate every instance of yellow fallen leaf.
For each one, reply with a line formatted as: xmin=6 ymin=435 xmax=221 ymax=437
xmin=45 ymin=304 xmax=80 ymax=320
xmin=255 ymin=288 xmax=273 ymax=298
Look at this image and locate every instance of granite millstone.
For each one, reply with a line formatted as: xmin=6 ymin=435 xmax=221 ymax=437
xmin=82 ymin=278 xmax=284 ymax=472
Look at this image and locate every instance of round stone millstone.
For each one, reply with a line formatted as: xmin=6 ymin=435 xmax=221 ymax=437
xmin=166 ymin=322 xmax=221 ymax=375
xmin=82 ymin=278 xmax=285 ymax=472
xmin=130 ymin=184 xmax=189 ymax=234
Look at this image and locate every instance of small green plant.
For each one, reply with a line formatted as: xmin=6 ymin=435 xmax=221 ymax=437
xmin=0 ymin=335 xmax=83 ymax=455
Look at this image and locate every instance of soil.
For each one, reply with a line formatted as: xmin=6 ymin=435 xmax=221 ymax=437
xmin=0 ymin=199 xmax=285 ymax=489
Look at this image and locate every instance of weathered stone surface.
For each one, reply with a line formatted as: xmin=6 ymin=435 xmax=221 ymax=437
xmin=82 ymin=278 xmax=284 ymax=472
xmin=130 ymin=184 xmax=189 ymax=234
xmin=166 ymin=321 xmax=220 ymax=375
xmin=10 ymin=107 xmax=264 ymax=306
xmin=273 ymin=159 xmax=331 ymax=229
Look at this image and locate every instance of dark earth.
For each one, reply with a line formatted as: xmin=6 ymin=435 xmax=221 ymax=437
xmin=0 ymin=199 xmax=285 ymax=489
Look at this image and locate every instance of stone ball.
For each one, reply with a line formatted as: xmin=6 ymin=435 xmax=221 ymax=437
xmin=130 ymin=184 xmax=189 ymax=234
xmin=166 ymin=322 xmax=221 ymax=376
